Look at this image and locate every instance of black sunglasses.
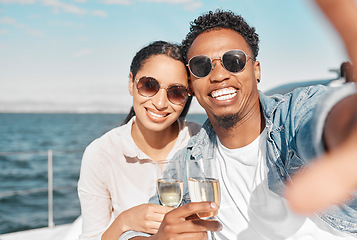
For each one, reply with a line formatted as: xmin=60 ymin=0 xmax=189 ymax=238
xmin=187 ymin=49 xmax=254 ymax=78
xmin=134 ymin=76 xmax=190 ymax=105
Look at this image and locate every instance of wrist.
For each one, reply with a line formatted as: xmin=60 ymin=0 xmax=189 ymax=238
xmin=102 ymin=213 xmax=130 ymax=240
xmin=116 ymin=212 xmax=131 ymax=234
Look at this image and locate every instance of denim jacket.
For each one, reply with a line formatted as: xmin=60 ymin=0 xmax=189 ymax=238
xmin=119 ymin=83 xmax=357 ymax=240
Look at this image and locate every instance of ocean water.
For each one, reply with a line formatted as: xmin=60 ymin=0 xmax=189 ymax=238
xmin=0 ymin=113 xmax=207 ymax=234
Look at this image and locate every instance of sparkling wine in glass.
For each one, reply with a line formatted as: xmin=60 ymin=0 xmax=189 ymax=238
xmin=187 ymin=157 xmax=220 ymax=240
xmin=156 ymin=159 xmax=183 ymax=208
xmin=187 ymin=177 xmax=220 ymax=218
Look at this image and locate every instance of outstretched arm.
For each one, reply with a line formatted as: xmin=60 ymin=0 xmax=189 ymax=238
xmin=285 ymin=0 xmax=357 ymax=215
xmin=315 ymin=0 xmax=357 ymax=69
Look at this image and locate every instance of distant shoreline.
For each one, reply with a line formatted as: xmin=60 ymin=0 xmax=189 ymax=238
xmin=0 ymin=98 xmax=205 ymax=114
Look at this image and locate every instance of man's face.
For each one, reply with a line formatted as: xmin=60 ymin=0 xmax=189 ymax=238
xmin=187 ymin=28 xmax=261 ymax=128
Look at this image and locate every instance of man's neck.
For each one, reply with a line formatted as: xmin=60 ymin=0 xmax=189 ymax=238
xmin=212 ymin=101 xmax=265 ymax=149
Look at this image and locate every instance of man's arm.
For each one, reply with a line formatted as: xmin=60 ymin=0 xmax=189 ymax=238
xmin=314 ymin=0 xmax=357 ymax=70
xmin=285 ymin=0 xmax=357 ymax=214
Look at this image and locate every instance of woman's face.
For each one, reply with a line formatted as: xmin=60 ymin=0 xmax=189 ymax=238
xmin=129 ymin=54 xmax=188 ymax=133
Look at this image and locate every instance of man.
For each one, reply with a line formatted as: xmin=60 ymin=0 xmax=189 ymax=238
xmin=122 ymin=1 xmax=357 ymax=239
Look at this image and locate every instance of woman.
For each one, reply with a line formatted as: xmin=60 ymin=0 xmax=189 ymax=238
xmin=77 ymin=41 xmax=201 ymax=240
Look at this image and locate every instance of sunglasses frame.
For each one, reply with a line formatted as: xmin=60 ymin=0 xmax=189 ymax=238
xmin=187 ymin=49 xmax=255 ymax=78
xmin=134 ymin=76 xmax=190 ymax=105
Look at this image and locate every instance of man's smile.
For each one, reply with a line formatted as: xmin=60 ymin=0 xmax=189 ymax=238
xmin=210 ymin=87 xmax=238 ymax=101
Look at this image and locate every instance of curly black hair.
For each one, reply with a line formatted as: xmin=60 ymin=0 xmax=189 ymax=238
xmin=181 ymin=9 xmax=260 ymax=63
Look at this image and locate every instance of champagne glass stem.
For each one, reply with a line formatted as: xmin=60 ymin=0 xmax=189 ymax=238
xmin=210 ymin=231 xmax=216 ymax=240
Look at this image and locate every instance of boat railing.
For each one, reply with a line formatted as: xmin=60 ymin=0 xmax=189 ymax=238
xmin=0 ymin=149 xmax=83 ymax=229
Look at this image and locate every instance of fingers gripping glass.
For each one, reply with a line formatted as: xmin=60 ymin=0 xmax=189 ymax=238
xmin=187 ymin=49 xmax=254 ymax=78
xmin=134 ymin=76 xmax=190 ymax=105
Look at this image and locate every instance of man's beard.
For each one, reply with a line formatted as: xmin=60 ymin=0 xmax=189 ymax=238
xmin=213 ymin=113 xmax=239 ymax=130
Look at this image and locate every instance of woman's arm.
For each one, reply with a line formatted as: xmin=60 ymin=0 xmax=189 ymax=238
xmin=78 ymin=146 xmax=113 ymax=239
xmin=101 ymin=204 xmax=172 ymax=240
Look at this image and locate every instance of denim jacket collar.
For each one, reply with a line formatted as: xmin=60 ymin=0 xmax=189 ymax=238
xmin=187 ymin=90 xmax=280 ymax=161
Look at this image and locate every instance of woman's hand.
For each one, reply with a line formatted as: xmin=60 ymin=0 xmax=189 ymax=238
xmin=102 ymin=203 xmax=172 ymax=240
xmin=120 ymin=203 xmax=173 ymax=234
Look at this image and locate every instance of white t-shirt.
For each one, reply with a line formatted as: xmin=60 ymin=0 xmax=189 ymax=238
xmin=78 ymin=117 xmax=201 ymax=240
xmin=215 ymin=128 xmax=355 ymax=240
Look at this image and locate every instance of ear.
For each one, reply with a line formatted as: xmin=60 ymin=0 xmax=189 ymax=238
xmin=128 ymin=72 xmax=134 ymax=96
xmin=254 ymin=61 xmax=261 ymax=84
xmin=188 ymin=76 xmax=194 ymax=96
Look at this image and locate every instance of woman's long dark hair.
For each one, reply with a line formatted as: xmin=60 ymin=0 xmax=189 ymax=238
xmin=122 ymin=41 xmax=192 ymax=125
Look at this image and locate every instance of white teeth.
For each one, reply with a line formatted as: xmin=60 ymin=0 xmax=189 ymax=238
xmin=211 ymin=87 xmax=237 ymax=100
xmin=215 ymin=94 xmax=237 ymax=101
xmin=147 ymin=110 xmax=167 ymax=118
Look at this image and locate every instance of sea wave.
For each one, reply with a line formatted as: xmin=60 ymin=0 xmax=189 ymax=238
xmin=0 ymin=113 xmax=207 ymax=234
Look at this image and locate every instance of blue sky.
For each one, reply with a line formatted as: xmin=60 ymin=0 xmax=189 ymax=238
xmin=0 ymin=0 xmax=348 ymax=113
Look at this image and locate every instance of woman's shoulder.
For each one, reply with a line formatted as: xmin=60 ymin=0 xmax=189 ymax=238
xmin=84 ymin=122 xmax=131 ymax=157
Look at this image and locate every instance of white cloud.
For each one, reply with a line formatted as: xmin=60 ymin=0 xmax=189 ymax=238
xmin=41 ymin=0 xmax=61 ymax=7
xmin=0 ymin=16 xmax=28 ymax=29
xmin=62 ymin=3 xmax=87 ymax=15
xmin=102 ymin=0 xmax=131 ymax=5
xmin=0 ymin=28 xmax=8 ymax=34
xmin=52 ymin=7 xmax=60 ymax=14
xmin=137 ymin=0 xmax=203 ymax=10
xmin=0 ymin=0 xmax=114 ymax=17
xmin=0 ymin=0 xmax=35 ymax=4
xmin=41 ymin=0 xmax=88 ymax=15
xmin=0 ymin=17 xmax=16 ymax=24
xmin=139 ymin=0 xmax=196 ymax=3
xmin=73 ymin=49 xmax=92 ymax=58
xmin=27 ymin=29 xmax=45 ymax=37
xmin=76 ymin=36 xmax=87 ymax=42
xmin=92 ymin=10 xmax=107 ymax=17
xmin=29 ymin=14 xmax=40 ymax=19
xmin=140 ymin=0 xmax=191 ymax=3
xmin=184 ymin=1 xmax=202 ymax=11
xmin=13 ymin=22 xmax=28 ymax=29
xmin=48 ymin=20 xmax=82 ymax=28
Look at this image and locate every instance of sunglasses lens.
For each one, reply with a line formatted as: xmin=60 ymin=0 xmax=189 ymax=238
xmin=188 ymin=50 xmax=249 ymax=78
xmin=167 ymin=86 xmax=189 ymax=104
xmin=137 ymin=77 xmax=188 ymax=105
xmin=137 ymin=77 xmax=160 ymax=97
xmin=222 ymin=50 xmax=247 ymax=73
xmin=188 ymin=55 xmax=212 ymax=78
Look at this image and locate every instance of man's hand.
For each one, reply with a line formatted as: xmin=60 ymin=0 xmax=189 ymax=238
xmin=151 ymin=202 xmax=222 ymax=240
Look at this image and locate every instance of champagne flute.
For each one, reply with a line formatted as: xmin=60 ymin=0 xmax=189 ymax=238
xmin=187 ymin=157 xmax=220 ymax=239
xmin=156 ymin=159 xmax=183 ymax=208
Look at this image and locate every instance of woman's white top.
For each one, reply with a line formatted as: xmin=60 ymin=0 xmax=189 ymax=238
xmin=78 ymin=117 xmax=201 ymax=240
